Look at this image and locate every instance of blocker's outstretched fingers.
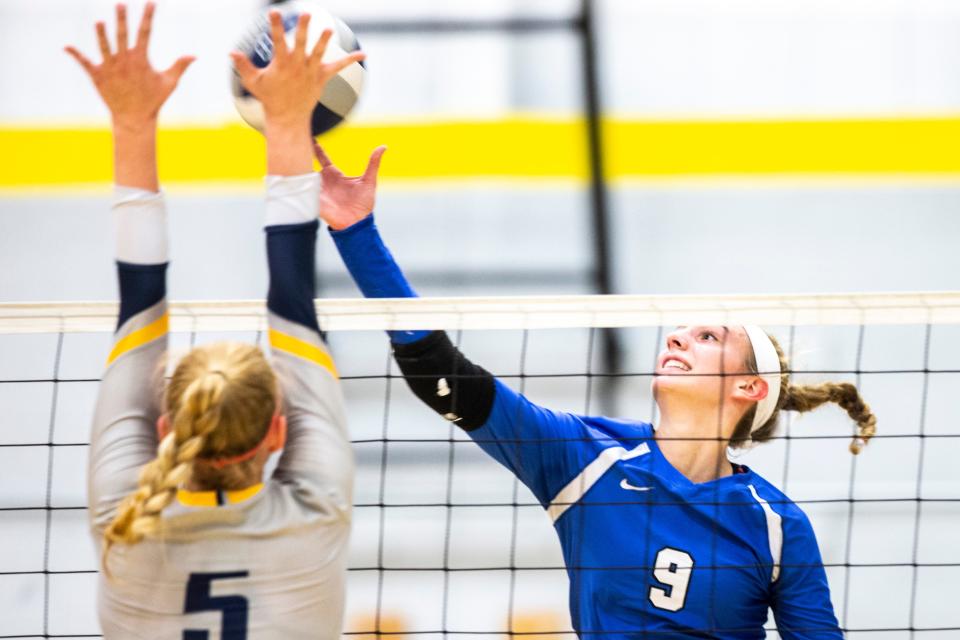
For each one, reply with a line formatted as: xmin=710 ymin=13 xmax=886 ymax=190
xmin=313 ymin=142 xmax=334 ymax=168
xmin=229 ymin=51 xmax=258 ymax=84
xmin=165 ymin=55 xmax=196 ymax=83
xmin=268 ymin=10 xmax=288 ymax=57
xmin=65 ymin=46 xmax=97 ymax=76
xmin=135 ymin=2 xmax=156 ymax=51
xmin=326 ymin=51 xmax=366 ymax=76
xmin=115 ymin=4 xmax=129 ymax=52
xmin=309 ymin=29 xmax=333 ymax=64
xmin=293 ymin=13 xmax=310 ymax=56
xmin=96 ymin=21 xmax=112 ymax=61
xmin=363 ymin=146 xmax=388 ymax=183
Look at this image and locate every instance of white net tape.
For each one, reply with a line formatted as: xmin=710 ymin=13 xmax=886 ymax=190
xmin=2 ymin=291 xmax=959 ymax=334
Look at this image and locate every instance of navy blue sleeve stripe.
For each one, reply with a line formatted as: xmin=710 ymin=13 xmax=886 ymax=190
xmin=116 ymin=261 xmax=168 ymax=330
xmin=266 ymin=219 xmax=321 ymax=334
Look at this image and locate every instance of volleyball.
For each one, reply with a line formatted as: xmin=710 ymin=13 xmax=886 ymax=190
xmin=231 ymin=1 xmax=364 ymax=137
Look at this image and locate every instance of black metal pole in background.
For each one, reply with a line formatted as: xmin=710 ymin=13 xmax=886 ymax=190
xmin=579 ymin=0 xmax=622 ymax=413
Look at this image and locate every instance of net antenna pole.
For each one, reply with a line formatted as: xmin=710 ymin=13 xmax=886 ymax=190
xmin=578 ymin=0 xmax=622 ymax=415
xmin=42 ymin=331 xmax=65 ymax=639
xmin=908 ymin=323 xmax=933 ymax=637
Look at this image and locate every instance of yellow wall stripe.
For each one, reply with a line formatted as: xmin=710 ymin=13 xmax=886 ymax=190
xmin=605 ymin=117 xmax=960 ymax=176
xmin=106 ymin=312 xmax=169 ymax=366
xmin=5 ymin=115 xmax=960 ymax=186
xmin=268 ymin=328 xmax=339 ymax=379
xmin=0 ymin=118 xmax=584 ymax=186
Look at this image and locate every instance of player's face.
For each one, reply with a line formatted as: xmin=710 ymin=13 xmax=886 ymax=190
xmin=653 ymin=325 xmax=753 ymax=401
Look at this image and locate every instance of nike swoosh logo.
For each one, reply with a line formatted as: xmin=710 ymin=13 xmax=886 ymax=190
xmin=620 ymin=479 xmax=653 ymax=492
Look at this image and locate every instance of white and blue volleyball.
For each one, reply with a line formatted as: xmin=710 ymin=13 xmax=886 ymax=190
xmin=232 ymin=1 xmax=364 ymax=137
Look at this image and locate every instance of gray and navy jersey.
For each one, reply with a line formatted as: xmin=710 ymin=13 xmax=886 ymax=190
xmin=89 ymin=177 xmax=352 ymax=639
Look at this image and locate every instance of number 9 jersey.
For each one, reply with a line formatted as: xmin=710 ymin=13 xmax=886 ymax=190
xmin=471 ymin=379 xmax=843 ymax=639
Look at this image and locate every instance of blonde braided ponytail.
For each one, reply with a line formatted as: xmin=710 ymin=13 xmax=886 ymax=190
xmin=732 ymin=333 xmax=876 ymax=454
xmin=102 ymin=342 xmax=277 ymax=575
xmin=781 ymin=382 xmax=877 ymax=454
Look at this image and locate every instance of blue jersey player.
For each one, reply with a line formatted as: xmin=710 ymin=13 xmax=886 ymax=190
xmin=311 ymin=144 xmax=877 ymax=639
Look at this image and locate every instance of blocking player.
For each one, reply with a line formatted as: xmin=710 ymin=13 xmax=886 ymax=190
xmin=67 ymin=5 xmax=361 ymax=638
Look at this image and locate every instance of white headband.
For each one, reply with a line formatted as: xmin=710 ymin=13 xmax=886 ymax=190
xmin=743 ymin=325 xmax=782 ymax=433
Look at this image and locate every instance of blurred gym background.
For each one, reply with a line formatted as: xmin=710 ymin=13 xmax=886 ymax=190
xmin=1 ymin=0 xmax=959 ymax=637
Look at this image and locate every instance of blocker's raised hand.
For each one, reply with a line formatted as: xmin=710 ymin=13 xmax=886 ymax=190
xmin=230 ymin=11 xmax=365 ymax=129
xmin=65 ymin=3 xmax=195 ymax=128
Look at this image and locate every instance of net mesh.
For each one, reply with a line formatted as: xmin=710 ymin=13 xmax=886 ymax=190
xmin=1 ymin=293 xmax=958 ymax=639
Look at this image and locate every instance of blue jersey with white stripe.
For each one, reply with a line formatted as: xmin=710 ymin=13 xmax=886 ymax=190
xmin=329 ymin=214 xmax=841 ymax=639
xmin=472 ymin=379 xmax=841 ymax=639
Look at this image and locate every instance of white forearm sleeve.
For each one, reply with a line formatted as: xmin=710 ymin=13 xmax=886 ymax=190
xmin=113 ymin=187 xmax=169 ymax=264
xmin=265 ymin=172 xmax=320 ymax=227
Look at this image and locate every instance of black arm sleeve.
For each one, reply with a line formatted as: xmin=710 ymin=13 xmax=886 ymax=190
xmin=391 ymin=331 xmax=496 ymax=431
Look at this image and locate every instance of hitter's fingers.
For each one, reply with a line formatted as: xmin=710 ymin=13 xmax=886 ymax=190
xmin=362 ymin=146 xmax=388 ymax=183
xmin=313 ymin=142 xmax=333 ymax=168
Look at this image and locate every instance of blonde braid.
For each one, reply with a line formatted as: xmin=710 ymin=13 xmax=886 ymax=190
xmin=101 ymin=342 xmax=277 ymax=576
xmin=732 ymin=333 xmax=877 ymax=454
xmin=782 ymin=382 xmax=877 ymax=454
xmin=102 ymin=370 xmax=227 ymax=573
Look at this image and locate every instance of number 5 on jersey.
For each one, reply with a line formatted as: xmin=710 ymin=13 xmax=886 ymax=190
xmin=184 ymin=571 xmax=249 ymax=640
xmin=649 ymin=548 xmax=694 ymax=612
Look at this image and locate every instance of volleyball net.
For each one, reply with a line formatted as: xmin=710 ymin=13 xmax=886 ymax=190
xmin=1 ymin=292 xmax=958 ymax=638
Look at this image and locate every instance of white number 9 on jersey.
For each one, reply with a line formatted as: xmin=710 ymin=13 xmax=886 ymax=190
xmin=648 ymin=547 xmax=694 ymax=612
